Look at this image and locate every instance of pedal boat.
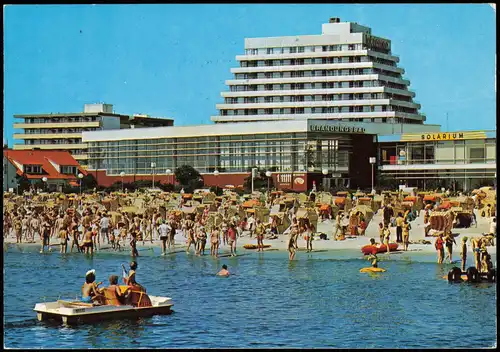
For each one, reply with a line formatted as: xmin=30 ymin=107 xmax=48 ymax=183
xmin=34 ymin=286 xmax=173 ymax=325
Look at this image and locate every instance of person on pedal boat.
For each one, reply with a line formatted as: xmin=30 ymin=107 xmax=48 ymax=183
xmin=106 ymin=275 xmax=129 ymax=305
xmin=81 ymin=269 xmax=104 ymax=304
xmin=123 ymin=261 xmax=146 ymax=292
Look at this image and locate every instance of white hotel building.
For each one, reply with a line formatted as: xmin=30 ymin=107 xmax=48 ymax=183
xmin=79 ymin=18 xmax=495 ymax=191
xmin=212 ymin=17 xmax=424 ymax=125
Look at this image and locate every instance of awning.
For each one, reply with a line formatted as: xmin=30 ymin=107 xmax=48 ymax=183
xmin=423 ymin=195 xmax=436 ymax=201
xmin=438 ymin=201 xmax=451 ymax=210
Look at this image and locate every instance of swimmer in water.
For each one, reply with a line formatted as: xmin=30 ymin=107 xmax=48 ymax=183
xmin=217 ymin=264 xmax=230 ymax=277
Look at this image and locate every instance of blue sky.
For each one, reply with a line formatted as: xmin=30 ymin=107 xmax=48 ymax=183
xmin=3 ymin=4 xmax=496 ymax=146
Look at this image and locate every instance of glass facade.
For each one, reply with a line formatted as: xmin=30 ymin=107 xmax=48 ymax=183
xmin=378 ymin=137 xmax=496 ymax=191
xmin=87 ymin=132 xmax=353 ymax=175
xmin=379 ymin=138 xmax=496 ymax=165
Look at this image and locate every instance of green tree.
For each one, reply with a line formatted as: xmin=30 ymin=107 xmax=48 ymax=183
xmin=243 ymin=169 xmax=270 ymax=192
xmin=81 ymin=173 xmax=98 ymax=191
xmin=174 ymin=165 xmax=204 ymax=192
xmin=15 ymin=174 xmax=31 ymax=193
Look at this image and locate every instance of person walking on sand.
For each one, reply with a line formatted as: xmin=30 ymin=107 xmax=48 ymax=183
xmin=435 ymin=233 xmax=445 ymax=264
xmin=305 ymin=218 xmax=315 ymax=252
xmin=402 ymin=219 xmax=411 ymax=251
xmin=395 ymin=213 xmax=404 ymax=243
xmin=460 ymin=236 xmax=468 ymax=272
xmin=255 ymin=219 xmax=266 ymax=252
xmin=333 ymin=211 xmax=342 ymax=239
xmin=378 ymin=222 xmax=385 ymax=244
xmin=383 ymin=225 xmax=391 ymax=254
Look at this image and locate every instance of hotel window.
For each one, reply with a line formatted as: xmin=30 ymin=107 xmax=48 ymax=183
xmin=298 ymin=46 xmax=304 ymax=53
xmin=266 ymin=48 xmax=272 ymax=54
xmin=290 ymin=47 xmax=297 ymax=53
xmin=469 ymin=147 xmax=485 ymax=164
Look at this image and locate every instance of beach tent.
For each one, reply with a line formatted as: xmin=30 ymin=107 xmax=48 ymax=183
xmin=295 ymin=207 xmax=319 ymax=229
xmin=428 ymin=211 xmax=453 ymax=232
xmin=269 ymin=212 xmax=291 ymax=234
xmin=350 ymin=204 xmax=374 ymax=225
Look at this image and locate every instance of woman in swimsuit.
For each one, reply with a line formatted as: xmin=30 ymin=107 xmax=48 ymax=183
xmin=185 ymin=216 xmax=196 ymax=254
xmin=288 ymin=218 xmax=299 ymax=260
xmin=59 ymin=229 xmax=69 ymax=253
xmin=402 ymin=220 xmax=411 ymax=251
xmin=443 ymin=231 xmax=456 ymax=263
xmin=305 ymin=219 xmax=315 ymax=252
xmin=40 ymin=216 xmax=52 ymax=253
xmin=210 ymin=227 xmax=220 ymax=257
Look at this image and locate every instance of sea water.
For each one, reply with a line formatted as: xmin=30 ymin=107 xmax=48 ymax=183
xmin=3 ymin=246 xmax=497 ymax=348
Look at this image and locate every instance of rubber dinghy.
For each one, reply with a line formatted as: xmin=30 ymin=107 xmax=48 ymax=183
xmin=361 ymin=243 xmax=398 ymax=255
xmin=34 ymin=286 xmax=173 ymax=325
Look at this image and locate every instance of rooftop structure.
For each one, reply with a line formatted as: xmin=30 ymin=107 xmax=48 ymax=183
xmin=13 ymin=103 xmax=174 ymax=166
xmin=212 ymin=18 xmax=425 ymax=124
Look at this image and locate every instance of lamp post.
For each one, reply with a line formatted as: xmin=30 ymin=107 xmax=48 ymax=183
xmin=213 ymin=170 xmax=220 ymax=189
xmin=120 ymin=171 xmax=125 ymax=192
xmin=265 ymin=171 xmax=272 ymax=192
xmin=369 ymin=157 xmax=376 ymax=194
xmin=78 ymin=173 xmax=84 ymax=195
xmin=42 ymin=176 xmax=48 ymax=193
xmin=322 ymin=168 xmax=328 ymax=191
xmin=166 ymin=169 xmax=172 ymax=186
xmin=151 ymin=162 xmax=156 ymax=189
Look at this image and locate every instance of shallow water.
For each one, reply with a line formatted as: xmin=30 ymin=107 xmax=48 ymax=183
xmin=3 ymin=247 xmax=497 ymax=348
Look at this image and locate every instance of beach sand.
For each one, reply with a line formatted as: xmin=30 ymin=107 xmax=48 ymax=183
xmin=4 ymin=210 xmax=495 ymax=259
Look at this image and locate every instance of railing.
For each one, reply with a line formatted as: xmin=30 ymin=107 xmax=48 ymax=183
xmin=380 ymin=157 xmax=496 ymax=165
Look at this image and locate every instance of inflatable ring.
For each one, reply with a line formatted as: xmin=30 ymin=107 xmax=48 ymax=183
xmin=447 ymin=267 xmax=462 ymax=282
xmin=466 ymin=266 xmax=480 ymax=283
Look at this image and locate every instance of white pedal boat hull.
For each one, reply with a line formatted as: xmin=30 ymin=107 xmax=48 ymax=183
xmin=34 ymin=296 xmax=173 ymax=325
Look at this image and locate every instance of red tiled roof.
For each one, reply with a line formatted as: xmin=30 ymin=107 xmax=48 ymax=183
xmin=3 ymin=149 xmax=87 ymax=180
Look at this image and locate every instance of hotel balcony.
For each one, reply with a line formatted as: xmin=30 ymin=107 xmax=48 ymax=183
xmin=230 ymin=62 xmax=373 ymax=74
xmin=13 ymin=143 xmax=88 ymax=150
xmin=13 ymin=121 xmax=100 ymax=129
xmin=13 ymin=133 xmax=82 ymax=140
xmin=216 ymin=99 xmax=391 ymax=110
xmin=221 ymin=87 xmax=385 ymax=98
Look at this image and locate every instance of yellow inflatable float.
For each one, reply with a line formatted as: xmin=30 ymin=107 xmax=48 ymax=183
xmin=360 ymin=267 xmax=386 ymax=273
